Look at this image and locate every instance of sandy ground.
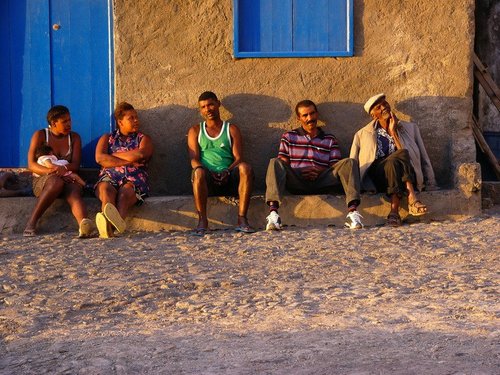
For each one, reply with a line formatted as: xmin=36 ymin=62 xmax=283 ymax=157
xmin=0 ymin=210 xmax=499 ymax=374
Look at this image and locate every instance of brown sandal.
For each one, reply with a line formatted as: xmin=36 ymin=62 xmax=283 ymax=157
xmin=386 ymin=212 xmax=402 ymax=227
xmin=23 ymin=228 xmax=37 ymax=237
xmin=191 ymin=227 xmax=207 ymax=237
xmin=408 ymin=200 xmax=428 ymax=216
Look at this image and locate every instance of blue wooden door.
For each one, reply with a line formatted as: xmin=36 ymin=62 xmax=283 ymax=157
xmin=0 ymin=0 xmax=113 ymax=167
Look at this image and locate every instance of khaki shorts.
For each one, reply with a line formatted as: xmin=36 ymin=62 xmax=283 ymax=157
xmin=32 ymin=174 xmax=54 ymax=197
xmin=32 ymin=174 xmax=82 ymax=198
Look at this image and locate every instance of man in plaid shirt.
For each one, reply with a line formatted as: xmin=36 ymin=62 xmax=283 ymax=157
xmin=265 ymin=100 xmax=364 ymax=230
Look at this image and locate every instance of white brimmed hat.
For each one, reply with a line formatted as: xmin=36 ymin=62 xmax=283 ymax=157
xmin=364 ymin=93 xmax=386 ymax=114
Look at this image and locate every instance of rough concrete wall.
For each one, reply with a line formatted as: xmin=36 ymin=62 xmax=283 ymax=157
xmin=475 ymin=0 xmax=500 ymax=133
xmin=113 ymin=0 xmax=475 ymax=195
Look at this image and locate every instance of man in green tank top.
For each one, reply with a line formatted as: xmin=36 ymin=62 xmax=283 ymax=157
xmin=187 ymin=91 xmax=255 ymax=235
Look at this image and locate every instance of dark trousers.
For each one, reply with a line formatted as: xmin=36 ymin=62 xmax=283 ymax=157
xmin=368 ymin=149 xmax=415 ymax=196
xmin=191 ymin=166 xmax=241 ymax=197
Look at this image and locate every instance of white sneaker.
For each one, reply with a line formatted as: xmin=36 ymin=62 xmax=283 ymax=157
xmin=266 ymin=211 xmax=282 ymax=231
xmin=345 ymin=210 xmax=364 ymax=229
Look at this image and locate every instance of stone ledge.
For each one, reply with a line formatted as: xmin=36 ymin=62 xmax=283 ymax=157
xmin=0 ymin=189 xmax=481 ymax=235
xmin=482 ymin=181 xmax=500 ymax=208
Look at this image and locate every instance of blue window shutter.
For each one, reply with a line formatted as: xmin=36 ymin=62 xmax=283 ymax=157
xmin=234 ymin=0 xmax=353 ymax=58
xmin=237 ymin=0 xmax=292 ymax=53
xmin=261 ymin=0 xmax=293 ymax=52
xmin=293 ymin=0 xmax=349 ymax=52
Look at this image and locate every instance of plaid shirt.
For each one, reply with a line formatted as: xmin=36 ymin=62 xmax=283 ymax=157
xmin=278 ymin=127 xmax=341 ymax=169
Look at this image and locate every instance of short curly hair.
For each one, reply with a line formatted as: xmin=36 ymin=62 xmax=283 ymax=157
xmin=295 ymin=100 xmax=317 ymax=117
xmin=198 ymin=91 xmax=219 ymax=102
xmin=114 ymin=102 xmax=135 ymax=122
xmin=46 ymin=105 xmax=70 ymax=125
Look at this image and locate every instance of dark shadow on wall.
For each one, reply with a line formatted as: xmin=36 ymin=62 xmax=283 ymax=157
xmin=223 ymin=94 xmax=292 ymax=194
xmin=139 ymin=105 xmax=199 ymax=196
xmin=81 ymin=136 xmax=103 ymax=169
xmin=397 ymin=96 xmax=472 ymax=189
xmin=316 ymin=101 xmax=367 ymax=158
xmin=138 ymin=96 xmax=467 ymax=196
xmin=319 ymin=96 xmax=470 ymax=190
xmin=140 ymin=95 xmax=290 ymax=196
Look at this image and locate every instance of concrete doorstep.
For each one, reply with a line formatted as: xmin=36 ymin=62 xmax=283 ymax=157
xmin=0 ymin=162 xmax=485 ymax=235
xmin=0 ymin=188 xmax=481 ymax=235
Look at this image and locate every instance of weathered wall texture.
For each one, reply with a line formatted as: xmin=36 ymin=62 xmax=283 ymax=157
xmin=475 ymin=0 xmax=500 ymax=133
xmin=113 ymin=0 xmax=475 ymax=195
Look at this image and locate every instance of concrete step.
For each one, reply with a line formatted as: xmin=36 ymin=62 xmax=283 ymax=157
xmin=0 ymin=189 xmax=481 ymax=235
xmin=482 ymin=181 xmax=500 ymax=208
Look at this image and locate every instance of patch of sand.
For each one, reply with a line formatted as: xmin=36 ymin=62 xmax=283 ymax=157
xmin=0 ymin=213 xmax=498 ymax=374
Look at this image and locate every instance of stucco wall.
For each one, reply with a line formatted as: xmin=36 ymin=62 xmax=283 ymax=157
xmin=113 ymin=0 xmax=475 ymax=195
xmin=475 ymin=0 xmax=500 ymax=133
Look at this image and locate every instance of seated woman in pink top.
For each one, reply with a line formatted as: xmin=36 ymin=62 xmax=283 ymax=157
xmin=94 ymin=102 xmax=153 ymax=238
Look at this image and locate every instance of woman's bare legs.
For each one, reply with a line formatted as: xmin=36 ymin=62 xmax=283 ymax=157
xmin=116 ymin=183 xmax=138 ymax=219
xmin=65 ymin=182 xmax=87 ymax=225
xmin=24 ymin=176 xmax=65 ymax=232
xmin=95 ymin=181 xmax=118 ymax=211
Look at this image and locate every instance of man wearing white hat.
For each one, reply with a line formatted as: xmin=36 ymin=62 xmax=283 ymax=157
xmin=349 ymin=94 xmax=437 ymax=226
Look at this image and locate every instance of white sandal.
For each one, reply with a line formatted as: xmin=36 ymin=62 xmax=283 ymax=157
xmin=78 ymin=218 xmax=94 ymax=238
xmin=96 ymin=212 xmax=113 ymax=238
xmin=103 ymin=203 xmax=126 ymax=233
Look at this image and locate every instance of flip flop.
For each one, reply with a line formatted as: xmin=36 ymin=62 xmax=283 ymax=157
xmin=96 ymin=212 xmax=113 ymax=238
xmin=191 ymin=228 xmax=207 ymax=237
xmin=235 ymin=225 xmax=256 ymax=234
xmin=103 ymin=203 xmax=126 ymax=233
xmin=386 ymin=212 xmax=402 ymax=227
xmin=23 ymin=228 xmax=36 ymax=237
xmin=78 ymin=218 xmax=94 ymax=238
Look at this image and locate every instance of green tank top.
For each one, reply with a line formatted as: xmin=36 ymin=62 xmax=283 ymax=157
xmin=198 ymin=121 xmax=234 ymax=172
